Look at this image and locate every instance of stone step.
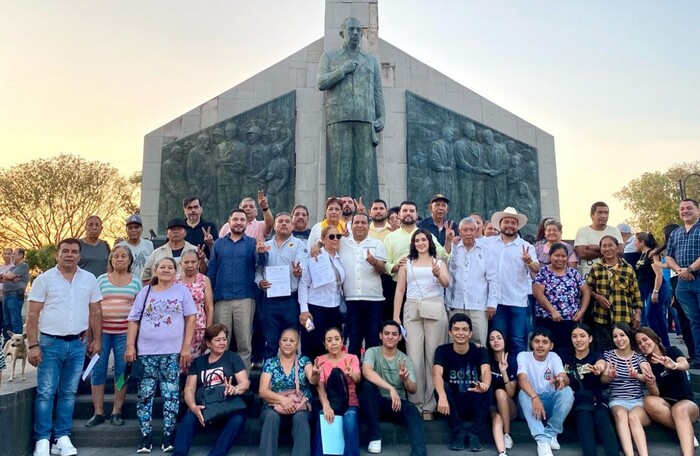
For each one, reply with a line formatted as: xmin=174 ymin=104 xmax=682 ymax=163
xmin=70 ymin=414 xmax=690 ymax=448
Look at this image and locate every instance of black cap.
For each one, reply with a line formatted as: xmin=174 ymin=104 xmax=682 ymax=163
xmin=430 ymin=194 xmax=450 ymax=204
xmin=166 ymin=218 xmax=188 ymax=230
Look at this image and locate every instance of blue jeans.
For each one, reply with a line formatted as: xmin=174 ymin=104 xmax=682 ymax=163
xmin=34 ymin=334 xmax=87 ymax=441
xmin=675 ymin=278 xmax=700 ymax=359
xmin=491 ymin=305 xmax=528 ymax=355
xmin=641 ymin=283 xmax=671 ymax=348
xmin=262 ymin=293 xmax=299 ymax=360
xmin=91 ymin=333 xmax=127 ymax=385
xmin=173 ymin=409 xmax=246 ymax=456
xmin=312 ymin=406 xmax=360 ymax=456
xmin=518 ymin=388 xmax=574 ymax=442
xmin=2 ymin=292 xmax=24 ymax=339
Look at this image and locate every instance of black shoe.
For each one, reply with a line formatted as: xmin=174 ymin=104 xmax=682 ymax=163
xmin=161 ymin=433 xmax=174 ymax=453
xmin=449 ymin=430 xmax=466 ymax=451
xmin=85 ymin=414 xmax=105 ymax=427
xmin=466 ymin=434 xmax=483 ymax=452
xmin=137 ymin=435 xmax=152 ymax=453
xmin=110 ymin=414 xmax=124 ymax=426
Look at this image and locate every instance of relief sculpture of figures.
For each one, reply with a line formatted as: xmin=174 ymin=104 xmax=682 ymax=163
xmin=428 ymin=126 xmax=457 ymax=201
xmin=453 ymin=122 xmax=487 ymax=218
xmin=215 ymin=123 xmax=248 ymax=218
xmin=186 ymin=134 xmax=217 ymax=203
xmin=318 ymin=16 xmax=385 ymax=203
xmin=161 ymin=145 xmax=188 ymax=218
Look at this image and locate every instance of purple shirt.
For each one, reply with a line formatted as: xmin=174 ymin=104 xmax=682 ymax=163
xmin=127 ymin=283 xmax=197 ymax=355
xmin=533 ymin=266 xmax=585 ymax=319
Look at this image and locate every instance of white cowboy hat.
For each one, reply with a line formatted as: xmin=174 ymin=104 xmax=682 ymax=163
xmin=490 ymin=207 xmax=528 ymax=230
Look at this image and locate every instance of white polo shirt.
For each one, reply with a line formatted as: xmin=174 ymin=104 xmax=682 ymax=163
xmin=339 ymin=235 xmax=387 ymax=301
xmin=28 ymin=266 xmax=102 ymax=336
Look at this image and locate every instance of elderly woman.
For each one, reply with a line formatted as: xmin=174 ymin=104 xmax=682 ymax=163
xmin=393 ymin=228 xmax=450 ymax=419
xmin=173 ymin=324 xmax=250 ymax=456
xmin=533 ymin=243 xmax=590 ymax=359
xmin=586 ymin=236 xmax=643 ymax=352
xmin=259 ymin=327 xmax=319 ymax=456
xmin=636 ymin=327 xmax=699 ymax=456
xmin=175 ymin=249 xmax=214 ymax=358
xmin=534 ymin=219 xmax=577 ymax=269
xmin=126 ymin=257 xmax=197 ymax=453
xmin=298 ymin=225 xmax=345 ymax=361
xmin=86 ymin=245 xmax=142 ymax=427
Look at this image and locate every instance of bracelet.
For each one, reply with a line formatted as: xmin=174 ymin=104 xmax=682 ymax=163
xmin=653 ymin=289 xmax=659 ymax=293
xmin=233 ymin=385 xmax=239 ymax=394
xmin=28 ymin=344 xmax=39 ymax=349
xmin=262 ymin=207 xmax=269 ymax=212
xmin=531 ymin=395 xmax=539 ymax=401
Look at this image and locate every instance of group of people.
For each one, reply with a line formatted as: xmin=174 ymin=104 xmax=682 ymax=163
xmin=8 ymin=189 xmax=700 ymax=456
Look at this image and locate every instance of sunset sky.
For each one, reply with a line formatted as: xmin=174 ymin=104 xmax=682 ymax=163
xmin=2 ymin=0 xmax=699 ymax=238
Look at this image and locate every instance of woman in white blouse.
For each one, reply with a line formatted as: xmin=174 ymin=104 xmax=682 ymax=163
xmin=299 ymin=226 xmax=346 ymax=361
xmin=393 ymin=228 xmax=450 ymax=419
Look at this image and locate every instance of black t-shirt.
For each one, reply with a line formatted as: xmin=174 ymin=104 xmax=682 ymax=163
xmin=651 ymin=346 xmax=694 ymax=402
xmin=564 ymin=350 xmax=607 ymax=405
xmin=292 ymin=229 xmax=311 ymax=241
xmin=489 ymin=353 xmax=518 ymax=391
xmin=434 ymin=343 xmax=488 ymax=395
xmin=634 ymin=253 xmax=656 ymax=290
xmin=189 ymin=351 xmax=246 ymax=391
xmin=185 ymin=220 xmax=219 ymax=258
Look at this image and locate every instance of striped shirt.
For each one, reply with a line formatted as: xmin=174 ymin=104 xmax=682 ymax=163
xmin=97 ymin=274 xmax=142 ymax=334
xmin=603 ymin=350 xmax=648 ymax=401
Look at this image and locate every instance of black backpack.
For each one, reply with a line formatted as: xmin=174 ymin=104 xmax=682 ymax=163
xmin=325 ymin=367 xmax=349 ymax=415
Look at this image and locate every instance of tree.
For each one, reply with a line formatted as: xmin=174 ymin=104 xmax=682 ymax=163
xmin=0 ymin=154 xmax=141 ymax=249
xmin=614 ymin=161 xmax=700 ymax=239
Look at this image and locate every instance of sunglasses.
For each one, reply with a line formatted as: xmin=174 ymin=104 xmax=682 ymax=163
xmin=326 ymin=234 xmax=342 ymax=240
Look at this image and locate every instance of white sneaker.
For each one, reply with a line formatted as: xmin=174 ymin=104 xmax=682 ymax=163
xmin=504 ymin=433 xmax=513 ymax=449
xmin=33 ymin=440 xmax=50 ymax=456
xmin=550 ymin=435 xmax=560 ymax=450
xmin=50 ymin=436 xmax=77 ymax=456
xmin=368 ymin=439 xmax=382 ymax=454
xmin=537 ymin=441 xmax=553 ymax=456
xmin=498 ymin=452 xmax=508 ymax=456
xmin=694 ymin=436 xmax=699 ymax=448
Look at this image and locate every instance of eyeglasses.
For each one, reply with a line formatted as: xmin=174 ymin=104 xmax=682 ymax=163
xmin=326 ymin=234 xmax=342 ymax=240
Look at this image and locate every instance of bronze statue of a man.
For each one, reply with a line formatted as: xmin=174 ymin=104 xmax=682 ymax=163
xmin=318 ymin=17 xmax=385 ymax=202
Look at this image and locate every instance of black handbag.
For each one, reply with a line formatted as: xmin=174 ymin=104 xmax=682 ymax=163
xmin=197 ymin=371 xmax=247 ymax=423
xmin=126 ymin=286 xmax=151 ymax=385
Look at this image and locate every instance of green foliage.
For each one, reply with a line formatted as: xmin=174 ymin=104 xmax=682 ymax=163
xmin=0 ymin=154 xmax=140 ymax=249
xmin=24 ymin=245 xmax=57 ymax=278
xmin=614 ymin=161 xmax=700 ymax=239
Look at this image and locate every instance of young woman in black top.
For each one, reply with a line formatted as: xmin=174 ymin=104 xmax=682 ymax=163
xmin=635 ymin=327 xmax=699 ymax=456
xmin=633 ymin=233 xmax=671 ymax=347
xmin=565 ymin=323 xmax=618 ymax=456
xmin=487 ymin=329 xmax=517 ymax=456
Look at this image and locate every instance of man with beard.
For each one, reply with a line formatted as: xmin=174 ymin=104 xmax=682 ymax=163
xmin=182 ymin=195 xmax=218 ymax=259
xmin=484 ymin=207 xmax=539 ymax=355
xmin=256 ymin=212 xmax=307 ymax=360
xmin=291 ymin=204 xmax=311 ymax=240
xmin=340 ymin=195 xmax=357 ymax=225
xmin=207 ymin=209 xmax=266 ymax=371
xmin=368 ymin=199 xmax=392 ymax=241
xmin=418 ymin=194 xmax=455 ymax=247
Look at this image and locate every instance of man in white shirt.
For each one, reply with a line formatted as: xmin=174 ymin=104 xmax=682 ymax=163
xmin=118 ymin=214 xmax=154 ymax=280
xmin=338 ymin=212 xmax=387 ymax=357
xmin=574 ymin=202 xmax=623 ymax=280
xmin=485 ymin=207 xmax=539 ymax=355
xmin=26 ymin=238 xmax=103 ymax=456
xmin=517 ymin=327 xmax=574 ymax=456
xmin=447 ymin=216 xmax=500 ymax=344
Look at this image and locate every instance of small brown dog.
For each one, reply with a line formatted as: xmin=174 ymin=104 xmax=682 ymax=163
xmin=2 ymin=331 xmax=28 ymax=382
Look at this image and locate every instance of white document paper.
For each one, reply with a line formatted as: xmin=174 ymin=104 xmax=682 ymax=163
xmin=82 ymin=354 xmax=100 ymax=381
xmin=309 ymin=256 xmax=336 ymax=288
xmin=266 ymin=265 xmax=292 ymax=298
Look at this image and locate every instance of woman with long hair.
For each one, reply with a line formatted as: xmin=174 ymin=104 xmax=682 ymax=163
xmin=565 ymin=323 xmax=618 ymax=456
xmin=393 ymin=228 xmax=450 ymax=419
xmin=175 ymin=249 xmax=214 ymax=358
xmin=635 ymin=327 xmax=699 ymax=456
xmin=532 ymin=242 xmax=590 ymax=359
xmin=634 ymin=233 xmax=671 ymax=347
xmin=487 ymin=329 xmax=518 ymax=456
xmin=86 ymin=245 xmax=142 ymax=427
xmin=126 ymin=257 xmax=197 ymax=453
xmin=312 ymin=327 xmax=361 ymax=456
xmin=601 ymin=323 xmax=656 ymax=456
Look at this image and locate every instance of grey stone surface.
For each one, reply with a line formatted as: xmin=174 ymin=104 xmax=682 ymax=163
xmin=406 ymin=91 xmax=541 ymax=232
xmin=158 ymin=91 xmax=296 ymax=228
